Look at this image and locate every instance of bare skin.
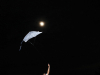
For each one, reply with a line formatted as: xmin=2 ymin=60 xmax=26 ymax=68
xmin=43 ymin=63 xmax=50 ymax=75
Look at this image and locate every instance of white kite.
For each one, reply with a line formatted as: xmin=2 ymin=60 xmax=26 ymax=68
xmin=19 ymin=31 xmax=42 ymax=51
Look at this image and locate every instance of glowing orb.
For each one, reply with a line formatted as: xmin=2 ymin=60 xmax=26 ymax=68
xmin=39 ymin=21 xmax=44 ymax=27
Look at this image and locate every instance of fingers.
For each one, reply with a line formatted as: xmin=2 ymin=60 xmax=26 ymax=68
xmin=48 ymin=64 xmax=50 ymax=66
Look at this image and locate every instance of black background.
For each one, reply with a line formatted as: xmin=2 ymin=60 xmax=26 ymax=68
xmin=1 ymin=0 xmax=100 ymax=75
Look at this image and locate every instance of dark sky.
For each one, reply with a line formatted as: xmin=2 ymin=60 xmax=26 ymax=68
xmin=1 ymin=0 xmax=100 ymax=75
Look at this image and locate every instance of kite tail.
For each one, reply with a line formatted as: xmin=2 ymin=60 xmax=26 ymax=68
xmin=19 ymin=41 xmax=23 ymax=51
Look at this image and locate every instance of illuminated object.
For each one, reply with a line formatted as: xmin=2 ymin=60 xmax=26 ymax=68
xmin=39 ymin=21 xmax=45 ymax=27
xmin=19 ymin=31 xmax=42 ymax=51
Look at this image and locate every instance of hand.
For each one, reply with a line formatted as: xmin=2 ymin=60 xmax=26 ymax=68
xmin=48 ymin=63 xmax=50 ymax=67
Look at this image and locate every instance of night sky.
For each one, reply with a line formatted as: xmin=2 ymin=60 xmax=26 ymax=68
xmin=1 ymin=0 xmax=100 ymax=75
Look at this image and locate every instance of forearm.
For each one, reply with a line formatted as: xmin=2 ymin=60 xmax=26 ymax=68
xmin=47 ymin=66 xmax=50 ymax=74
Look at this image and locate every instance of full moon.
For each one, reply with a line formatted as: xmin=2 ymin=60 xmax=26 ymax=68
xmin=39 ymin=21 xmax=45 ymax=27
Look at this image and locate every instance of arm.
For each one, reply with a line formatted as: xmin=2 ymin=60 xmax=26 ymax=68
xmin=47 ymin=64 xmax=50 ymax=75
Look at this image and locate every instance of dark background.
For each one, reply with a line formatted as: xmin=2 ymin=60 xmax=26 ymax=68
xmin=1 ymin=0 xmax=100 ymax=75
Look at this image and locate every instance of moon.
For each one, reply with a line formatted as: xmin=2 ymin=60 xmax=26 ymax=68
xmin=39 ymin=21 xmax=45 ymax=27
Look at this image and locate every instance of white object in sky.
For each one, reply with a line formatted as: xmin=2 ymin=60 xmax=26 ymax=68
xmin=19 ymin=31 xmax=42 ymax=51
xmin=23 ymin=31 xmax=42 ymax=42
